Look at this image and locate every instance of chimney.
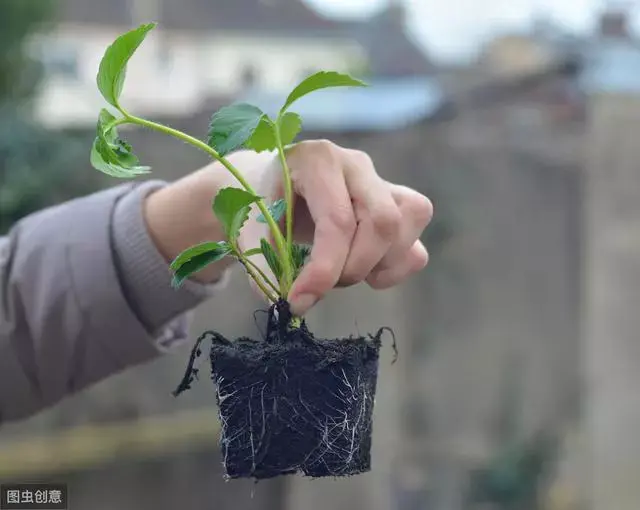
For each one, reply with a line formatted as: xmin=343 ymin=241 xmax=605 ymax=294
xmin=599 ymin=9 xmax=630 ymax=39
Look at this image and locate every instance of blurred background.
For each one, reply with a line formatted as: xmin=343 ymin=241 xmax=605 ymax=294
xmin=1 ymin=0 xmax=639 ymax=508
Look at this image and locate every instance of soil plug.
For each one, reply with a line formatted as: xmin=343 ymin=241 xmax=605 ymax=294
xmin=89 ymin=23 xmax=397 ymax=480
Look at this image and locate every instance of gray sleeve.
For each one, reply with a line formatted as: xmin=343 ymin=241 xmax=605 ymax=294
xmin=0 ymin=181 xmax=229 ymax=424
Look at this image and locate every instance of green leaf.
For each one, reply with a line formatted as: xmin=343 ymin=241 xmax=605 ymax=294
xmin=169 ymin=241 xmax=231 ymax=271
xmin=291 ymin=243 xmax=312 ymax=279
xmin=97 ymin=23 xmax=156 ymax=107
xmin=208 ymin=103 xmax=269 ymax=156
xmin=260 ymin=238 xmax=283 ymax=281
xmin=171 ymin=248 xmax=232 ymax=288
xmin=90 ymin=108 xmax=150 ymax=178
xmin=242 ymin=247 xmax=263 ymax=257
xmin=281 ymin=71 xmax=367 ymax=113
xmin=244 ymin=116 xmax=277 ymax=153
xmin=257 ymin=199 xmax=286 ymax=224
xmin=245 ymin=112 xmax=301 ymax=153
xmin=170 ymin=241 xmax=232 ymax=288
xmin=212 ymin=187 xmax=261 ymax=241
xmin=278 ymin=112 xmax=302 ymax=146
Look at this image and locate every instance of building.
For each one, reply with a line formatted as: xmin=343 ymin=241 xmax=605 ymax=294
xmin=31 ymin=0 xmax=433 ymax=128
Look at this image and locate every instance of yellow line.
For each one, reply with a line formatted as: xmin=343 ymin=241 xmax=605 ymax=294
xmin=0 ymin=409 xmax=221 ymax=478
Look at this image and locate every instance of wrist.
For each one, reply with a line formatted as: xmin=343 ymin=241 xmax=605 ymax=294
xmin=143 ymin=167 xmax=234 ymax=284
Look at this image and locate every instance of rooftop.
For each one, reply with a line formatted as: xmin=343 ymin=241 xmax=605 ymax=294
xmin=54 ymin=0 xmax=433 ymax=78
xmin=237 ymin=75 xmax=446 ymax=132
xmin=56 ymin=0 xmax=356 ymax=34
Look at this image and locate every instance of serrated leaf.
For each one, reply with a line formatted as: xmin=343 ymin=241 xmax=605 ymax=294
xmin=291 ymin=243 xmax=312 ymax=279
xmin=171 ymin=243 xmax=231 ymax=288
xmin=245 ymin=112 xmax=301 ymax=153
xmin=90 ymin=108 xmax=150 ymax=178
xmin=260 ymin=238 xmax=283 ymax=281
xmin=279 ymin=112 xmax=302 ymax=145
xmin=97 ymin=23 xmax=156 ymax=107
xmin=281 ymin=71 xmax=367 ymax=113
xmin=169 ymin=241 xmax=231 ymax=271
xmin=244 ymin=116 xmax=277 ymax=153
xmin=208 ymin=103 xmax=269 ymax=156
xmin=257 ymin=199 xmax=286 ymax=224
xmin=212 ymin=187 xmax=261 ymax=241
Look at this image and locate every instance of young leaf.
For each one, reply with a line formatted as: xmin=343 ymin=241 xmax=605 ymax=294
xmin=244 ymin=116 xmax=277 ymax=153
xmin=212 ymin=187 xmax=261 ymax=241
xmin=170 ymin=241 xmax=231 ymax=288
xmin=279 ymin=112 xmax=302 ymax=146
xmin=281 ymin=71 xmax=367 ymax=113
xmin=245 ymin=112 xmax=301 ymax=153
xmin=260 ymin=238 xmax=283 ymax=281
xmin=208 ymin=103 xmax=271 ymax=156
xmin=169 ymin=241 xmax=231 ymax=271
xmin=97 ymin=23 xmax=156 ymax=108
xmin=242 ymin=247 xmax=263 ymax=257
xmin=257 ymin=199 xmax=286 ymax=224
xmin=90 ymin=108 xmax=150 ymax=178
xmin=291 ymin=243 xmax=312 ymax=279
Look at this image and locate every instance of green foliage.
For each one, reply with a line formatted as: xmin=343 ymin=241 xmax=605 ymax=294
xmin=208 ymin=103 xmax=268 ymax=156
xmin=0 ymin=107 xmax=101 ymax=234
xmin=170 ymin=241 xmax=232 ymax=288
xmin=242 ymin=247 xmax=263 ymax=257
xmin=243 ymin=112 xmax=302 ymax=153
xmin=281 ymin=71 xmax=367 ymax=113
xmin=0 ymin=0 xmax=53 ymax=102
xmin=0 ymin=1 xmax=102 ymax=234
xmin=90 ymin=24 xmax=368 ymax=308
xmin=257 ymin=199 xmax=286 ymax=224
xmin=260 ymin=238 xmax=283 ymax=281
xmin=96 ymin=23 xmax=156 ymax=108
xmin=212 ymin=187 xmax=261 ymax=242
xmin=277 ymin=113 xmax=303 ymax=146
xmin=90 ymin=109 xmax=149 ymax=178
xmin=467 ymin=433 xmax=558 ymax=509
xmin=291 ymin=243 xmax=311 ymax=279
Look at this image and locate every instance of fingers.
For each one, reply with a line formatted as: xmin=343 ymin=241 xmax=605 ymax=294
xmin=370 ymin=184 xmax=434 ymax=275
xmin=337 ymin=150 xmax=402 ymax=287
xmin=366 ymin=241 xmax=429 ymax=289
xmin=288 ymin=143 xmax=356 ymax=314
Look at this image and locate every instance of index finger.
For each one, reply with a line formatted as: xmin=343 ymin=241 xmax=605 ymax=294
xmin=288 ymin=162 xmax=356 ymax=315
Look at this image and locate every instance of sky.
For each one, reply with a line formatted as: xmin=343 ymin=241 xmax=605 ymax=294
xmin=307 ymin=0 xmax=637 ymax=61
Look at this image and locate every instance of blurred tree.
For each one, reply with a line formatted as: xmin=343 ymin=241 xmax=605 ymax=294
xmin=0 ymin=0 xmax=101 ymax=234
xmin=465 ymin=355 xmax=560 ymax=510
xmin=0 ymin=0 xmax=52 ymax=102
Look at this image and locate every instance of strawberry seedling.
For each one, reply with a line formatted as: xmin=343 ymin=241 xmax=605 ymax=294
xmin=90 ymin=23 xmax=395 ymax=480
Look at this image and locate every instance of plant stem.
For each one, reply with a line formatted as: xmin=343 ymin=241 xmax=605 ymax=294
xmin=242 ymin=256 xmax=280 ymax=295
xmin=122 ymin=112 xmax=294 ymax=296
xmin=275 ymin=116 xmax=294 ymax=253
xmin=239 ymin=261 xmax=278 ymax=303
xmin=105 ymin=117 xmax=129 ymax=132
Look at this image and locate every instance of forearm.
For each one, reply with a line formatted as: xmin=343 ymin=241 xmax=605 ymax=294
xmin=142 ymin=170 xmax=233 ymax=286
xmin=0 ymin=179 xmax=228 ymax=423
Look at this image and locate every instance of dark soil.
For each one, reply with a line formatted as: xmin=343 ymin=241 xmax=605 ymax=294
xmin=173 ymin=300 xmax=395 ymax=481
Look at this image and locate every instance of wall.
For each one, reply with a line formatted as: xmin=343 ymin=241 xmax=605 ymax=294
xmin=0 ymin=85 xmax=585 ymax=509
xmin=31 ymin=23 xmax=362 ymax=128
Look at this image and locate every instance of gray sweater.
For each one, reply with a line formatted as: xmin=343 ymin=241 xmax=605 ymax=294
xmin=0 ymin=181 xmax=227 ymax=424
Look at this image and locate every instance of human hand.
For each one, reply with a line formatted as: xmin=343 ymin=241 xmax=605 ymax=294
xmin=235 ymin=140 xmax=433 ymax=316
xmin=144 ymin=140 xmax=433 ymax=316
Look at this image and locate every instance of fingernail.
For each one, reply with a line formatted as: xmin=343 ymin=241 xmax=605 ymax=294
xmin=290 ymin=293 xmax=318 ymax=315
